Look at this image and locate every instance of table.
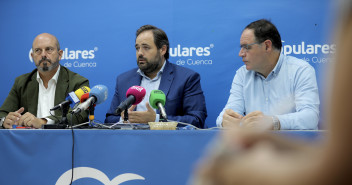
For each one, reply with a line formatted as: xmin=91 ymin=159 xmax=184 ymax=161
xmin=0 ymin=129 xmax=323 ymax=185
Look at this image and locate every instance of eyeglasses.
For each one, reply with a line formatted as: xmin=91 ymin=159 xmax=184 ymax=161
xmin=240 ymin=42 xmax=261 ymax=52
xmin=33 ymin=47 xmax=58 ymax=55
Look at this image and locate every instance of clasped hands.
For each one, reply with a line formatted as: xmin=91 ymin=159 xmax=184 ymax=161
xmin=3 ymin=107 xmax=47 ymax=129
xmin=222 ymin=109 xmax=274 ymax=130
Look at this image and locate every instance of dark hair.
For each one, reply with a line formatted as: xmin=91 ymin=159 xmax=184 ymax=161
xmin=136 ymin=25 xmax=170 ymax=59
xmin=245 ymin=19 xmax=282 ymax=50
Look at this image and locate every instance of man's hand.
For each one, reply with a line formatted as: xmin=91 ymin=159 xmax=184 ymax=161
xmin=121 ymin=102 xmax=156 ymax=123
xmin=17 ymin=112 xmax=47 ymax=128
xmin=241 ymin=111 xmax=274 ymax=130
xmin=120 ymin=104 xmax=138 ymax=122
xmin=222 ymin=109 xmax=243 ymax=128
xmin=3 ymin=107 xmax=24 ymax=129
xmin=190 ymin=128 xmax=320 ymax=185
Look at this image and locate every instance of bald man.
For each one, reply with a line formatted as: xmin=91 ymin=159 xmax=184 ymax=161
xmin=0 ymin=33 xmax=89 ymax=129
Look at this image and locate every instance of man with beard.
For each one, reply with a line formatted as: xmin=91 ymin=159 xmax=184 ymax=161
xmin=105 ymin=25 xmax=207 ymax=128
xmin=0 ymin=33 xmax=89 ymax=129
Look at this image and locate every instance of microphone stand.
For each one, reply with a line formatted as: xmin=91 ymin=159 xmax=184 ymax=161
xmin=123 ymin=107 xmax=129 ymax=122
xmin=42 ymin=103 xmax=69 ymax=129
xmin=59 ymin=104 xmax=70 ymax=128
xmin=160 ymin=115 xmax=167 ymax=122
xmin=89 ymin=103 xmax=96 ymax=127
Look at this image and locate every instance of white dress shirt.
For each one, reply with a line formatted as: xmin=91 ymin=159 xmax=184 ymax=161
xmin=36 ymin=66 xmax=61 ymax=124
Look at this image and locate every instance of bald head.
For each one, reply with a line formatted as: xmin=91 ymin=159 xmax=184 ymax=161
xmin=32 ymin=33 xmax=60 ymax=51
xmin=31 ymin=33 xmax=62 ymax=73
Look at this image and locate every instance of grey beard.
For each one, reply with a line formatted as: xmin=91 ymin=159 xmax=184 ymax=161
xmin=37 ymin=61 xmax=59 ymax=72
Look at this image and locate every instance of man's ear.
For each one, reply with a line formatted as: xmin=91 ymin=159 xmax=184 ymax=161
xmin=264 ymin=40 xmax=273 ymax=52
xmin=58 ymin=49 xmax=63 ymax=60
xmin=160 ymin=45 xmax=167 ymax=56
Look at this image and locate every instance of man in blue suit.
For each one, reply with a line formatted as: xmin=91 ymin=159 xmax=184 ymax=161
xmin=105 ymin=25 xmax=207 ymax=128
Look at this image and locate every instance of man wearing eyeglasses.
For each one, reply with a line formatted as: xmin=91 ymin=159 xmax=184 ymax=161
xmin=0 ymin=33 xmax=89 ymax=129
xmin=216 ymin=19 xmax=319 ymax=130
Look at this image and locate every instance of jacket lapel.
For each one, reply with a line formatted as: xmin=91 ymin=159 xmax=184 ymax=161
xmin=54 ymin=67 xmax=69 ymax=116
xmin=159 ymin=61 xmax=174 ymax=96
xmin=27 ymin=74 xmax=39 ymax=116
xmin=130 ymin=71 xmax=142 ymax=87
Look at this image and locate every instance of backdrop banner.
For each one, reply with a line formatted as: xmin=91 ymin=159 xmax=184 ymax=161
xmin=0 ymin=0 xmax=334 ymax=127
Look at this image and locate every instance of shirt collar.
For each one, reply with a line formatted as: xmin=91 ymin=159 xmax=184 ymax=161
xmin=271 ymin=52 xmax=284 ymax=75
xmin=255 ymin=52 xmax=284 ymax=78
xmin=137 ymin=60 xmax=166 ymax=80
xmin=36 ymin=65 xmax=61 ymax=84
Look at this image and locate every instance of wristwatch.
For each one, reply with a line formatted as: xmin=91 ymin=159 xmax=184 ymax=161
xmin=0 ymin=117 xmax=5 ymax=128
xmin=272 ymin=116 xmax=280 ymax=130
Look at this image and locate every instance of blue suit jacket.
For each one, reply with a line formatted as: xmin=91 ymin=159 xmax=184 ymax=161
xmin=105 ymin=61 xmax=207 ymax=128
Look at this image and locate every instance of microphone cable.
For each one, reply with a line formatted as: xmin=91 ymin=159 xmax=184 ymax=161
xmin=167 ymin=120 xmax=223 ymax=130
xmin=93 ymin=121 xmax=113 ymax=129
xmin=71 ymin=120 xmax=110 ymax=129
xmin=48 ymin=109 xmax=75 ymax=184
xmin=67 ymin=111 xmax=89 ymax=184
xmin=167 ymin=119 xmax=200 ymax=130
xmin=49 ymin=110 xmax=60 ymax=123
xmin=69 ymin=113 xmax=76 ymax=185
xmin=65 ymin=110 xmax=85 ymax=185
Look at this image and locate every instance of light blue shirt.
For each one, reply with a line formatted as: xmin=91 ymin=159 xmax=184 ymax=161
xmin=136 ymin=61 xmax=166 ymax=122
xmin=216 ymin=54 xmax=320 ymax=130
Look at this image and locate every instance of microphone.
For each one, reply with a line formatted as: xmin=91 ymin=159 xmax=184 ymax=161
xmin=79 ymin=92 xmax=90 ymax=103
xmin=115 ymin=86 xmax=146 ymax=115
xmin=72 ymin=85 xmax=108 ymax=114
xmin=149 ymin=90 xmax=168 ymax=121
xmin=77 ymin=92 xmax=94 ymax=121
xmin=50 ymin=86 xmax=91 ymax=111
